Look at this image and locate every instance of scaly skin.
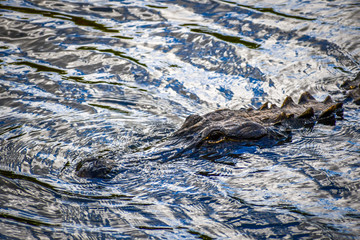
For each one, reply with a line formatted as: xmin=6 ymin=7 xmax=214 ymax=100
xmin=170 ymin=92 xmax=343 ymax=149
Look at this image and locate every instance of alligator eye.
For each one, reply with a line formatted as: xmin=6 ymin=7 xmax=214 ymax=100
xmin=205 ymin=130 xmax=225 ymax=144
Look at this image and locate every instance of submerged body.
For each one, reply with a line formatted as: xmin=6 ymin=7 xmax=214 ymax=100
xmin=76 ymin=74 xmax=360 ymax=178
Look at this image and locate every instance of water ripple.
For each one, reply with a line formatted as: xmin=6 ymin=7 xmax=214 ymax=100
xmin=1 ymin=0 xmax=360 ymax=238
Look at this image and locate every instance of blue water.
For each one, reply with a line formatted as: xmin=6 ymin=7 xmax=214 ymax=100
xmin=0 ymin=0 xmax=359 ymax=239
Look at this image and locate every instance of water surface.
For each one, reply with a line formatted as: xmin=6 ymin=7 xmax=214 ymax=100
xmin=0 ymin=0 xmax=359 ymax=239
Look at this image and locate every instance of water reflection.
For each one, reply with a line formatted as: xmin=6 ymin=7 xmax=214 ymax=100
xmin=1 ymin=0 xmax=360 ymax=239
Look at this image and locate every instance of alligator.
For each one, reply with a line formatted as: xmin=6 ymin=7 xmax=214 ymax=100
xmin=75 ymin=73 xmax=360 ymax=178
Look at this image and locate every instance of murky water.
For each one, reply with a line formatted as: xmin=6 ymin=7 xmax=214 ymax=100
xmin=0 ymin=0 xmax=359 ymax=239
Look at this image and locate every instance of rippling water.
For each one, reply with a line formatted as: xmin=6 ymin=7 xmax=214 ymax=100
xmin=0 ymin=0 xmax=359 ymax=239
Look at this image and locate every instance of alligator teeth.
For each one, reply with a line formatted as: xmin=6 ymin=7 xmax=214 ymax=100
xmin=259 ymin=102 xmax=269 ymax=110
xmin=281 ymin=96 xmax=295 ymax=108
xmin=298 ymin=92 xmax=315 ymax=104
xmin=323 ymin=95 xmax=333 ymax=104
xmin=298 ymin=107 xmax=314 ymax=119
